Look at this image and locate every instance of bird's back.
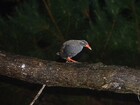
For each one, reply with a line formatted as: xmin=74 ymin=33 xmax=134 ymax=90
xmin=60 ymin=40 xmax=83 ymax=59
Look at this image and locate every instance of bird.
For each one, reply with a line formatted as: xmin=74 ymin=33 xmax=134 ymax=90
xmin=57 ymin=40 xmax=92 ymax=63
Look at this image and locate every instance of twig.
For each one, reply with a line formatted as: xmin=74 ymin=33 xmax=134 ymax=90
xmin=137 ymin=89 xmax=140 ymax=102
xmin=29 ymin=84 xmax=46 ymax=105
xmin=42 ymin=0 xmax=64 ymax=42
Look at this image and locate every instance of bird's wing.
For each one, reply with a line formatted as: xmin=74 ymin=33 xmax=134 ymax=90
xmin=63 ymin=44 xmax=83 ymax=58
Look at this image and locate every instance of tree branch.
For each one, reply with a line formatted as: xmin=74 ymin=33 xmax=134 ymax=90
xmin=0 ymin=51 xmax=140 ymax=95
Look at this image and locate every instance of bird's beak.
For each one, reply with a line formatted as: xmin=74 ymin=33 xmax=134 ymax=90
xmin=85 ymin=44 xmax=92 ymax=50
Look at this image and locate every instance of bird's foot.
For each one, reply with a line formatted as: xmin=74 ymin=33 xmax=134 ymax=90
xmin=66 ymin=57 xmax=78 ymax=63
xmin=66 ymin=61 xmax=80 ymax=63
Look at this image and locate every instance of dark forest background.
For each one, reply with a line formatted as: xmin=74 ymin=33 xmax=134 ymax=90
xmin=0 ymin=0 xmax=140 ymax=105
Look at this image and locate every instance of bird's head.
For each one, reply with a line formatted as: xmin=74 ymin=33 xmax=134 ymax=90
xmin=79 ymin=40 xmax=92 ymax=50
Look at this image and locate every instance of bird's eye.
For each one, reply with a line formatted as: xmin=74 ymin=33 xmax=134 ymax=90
xmin=80 ymin=42 xmax=85 ymax=46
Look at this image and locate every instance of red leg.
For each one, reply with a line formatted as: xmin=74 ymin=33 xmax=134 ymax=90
xmin=67 ymin=57 xmax=78 ymax=63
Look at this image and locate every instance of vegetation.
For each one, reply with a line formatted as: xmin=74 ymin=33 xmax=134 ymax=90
xmin=0 ymin=0 xmax=140 ymax=66
xmin=0 ymin=0 xmax=140 ymax=105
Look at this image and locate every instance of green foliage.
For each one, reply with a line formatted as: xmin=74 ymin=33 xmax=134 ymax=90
xmin=87 ymin=0 xmax=139 ymax=66
xmin=0 ymin=0 xmax=51 ymax=59
xmin=0 ymin=0 xmax=139 ymax=66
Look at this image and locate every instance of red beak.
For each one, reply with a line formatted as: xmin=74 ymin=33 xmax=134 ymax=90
xmin=85 ymin=44 xmax=92 ymax=50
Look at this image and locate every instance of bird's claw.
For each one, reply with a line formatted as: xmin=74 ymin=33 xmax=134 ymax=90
xmin=66 ymin=57 xmax=79 ymax=63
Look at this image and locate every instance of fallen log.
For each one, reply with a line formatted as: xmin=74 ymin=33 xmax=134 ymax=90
xmin=0 ymin=51 xmax=140 ymax=95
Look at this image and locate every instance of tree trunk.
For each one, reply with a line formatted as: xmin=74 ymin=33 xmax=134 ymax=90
xmin=0 ymin=51 xmax=140 ymax=95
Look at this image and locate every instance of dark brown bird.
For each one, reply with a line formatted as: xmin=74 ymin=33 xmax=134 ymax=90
xmin=57 ymin=40 xmax=92 ymax=63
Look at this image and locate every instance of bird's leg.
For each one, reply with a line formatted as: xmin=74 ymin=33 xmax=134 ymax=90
xmin=67 ymin=57 xmax=78 ymax=63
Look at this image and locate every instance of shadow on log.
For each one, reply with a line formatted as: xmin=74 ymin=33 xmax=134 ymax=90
xmin=0 ymin=51 xmax=140 ymax=95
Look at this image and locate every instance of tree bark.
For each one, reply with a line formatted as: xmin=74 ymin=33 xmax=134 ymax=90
xmin=0 ymin=51 xmax=140 ymax=95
